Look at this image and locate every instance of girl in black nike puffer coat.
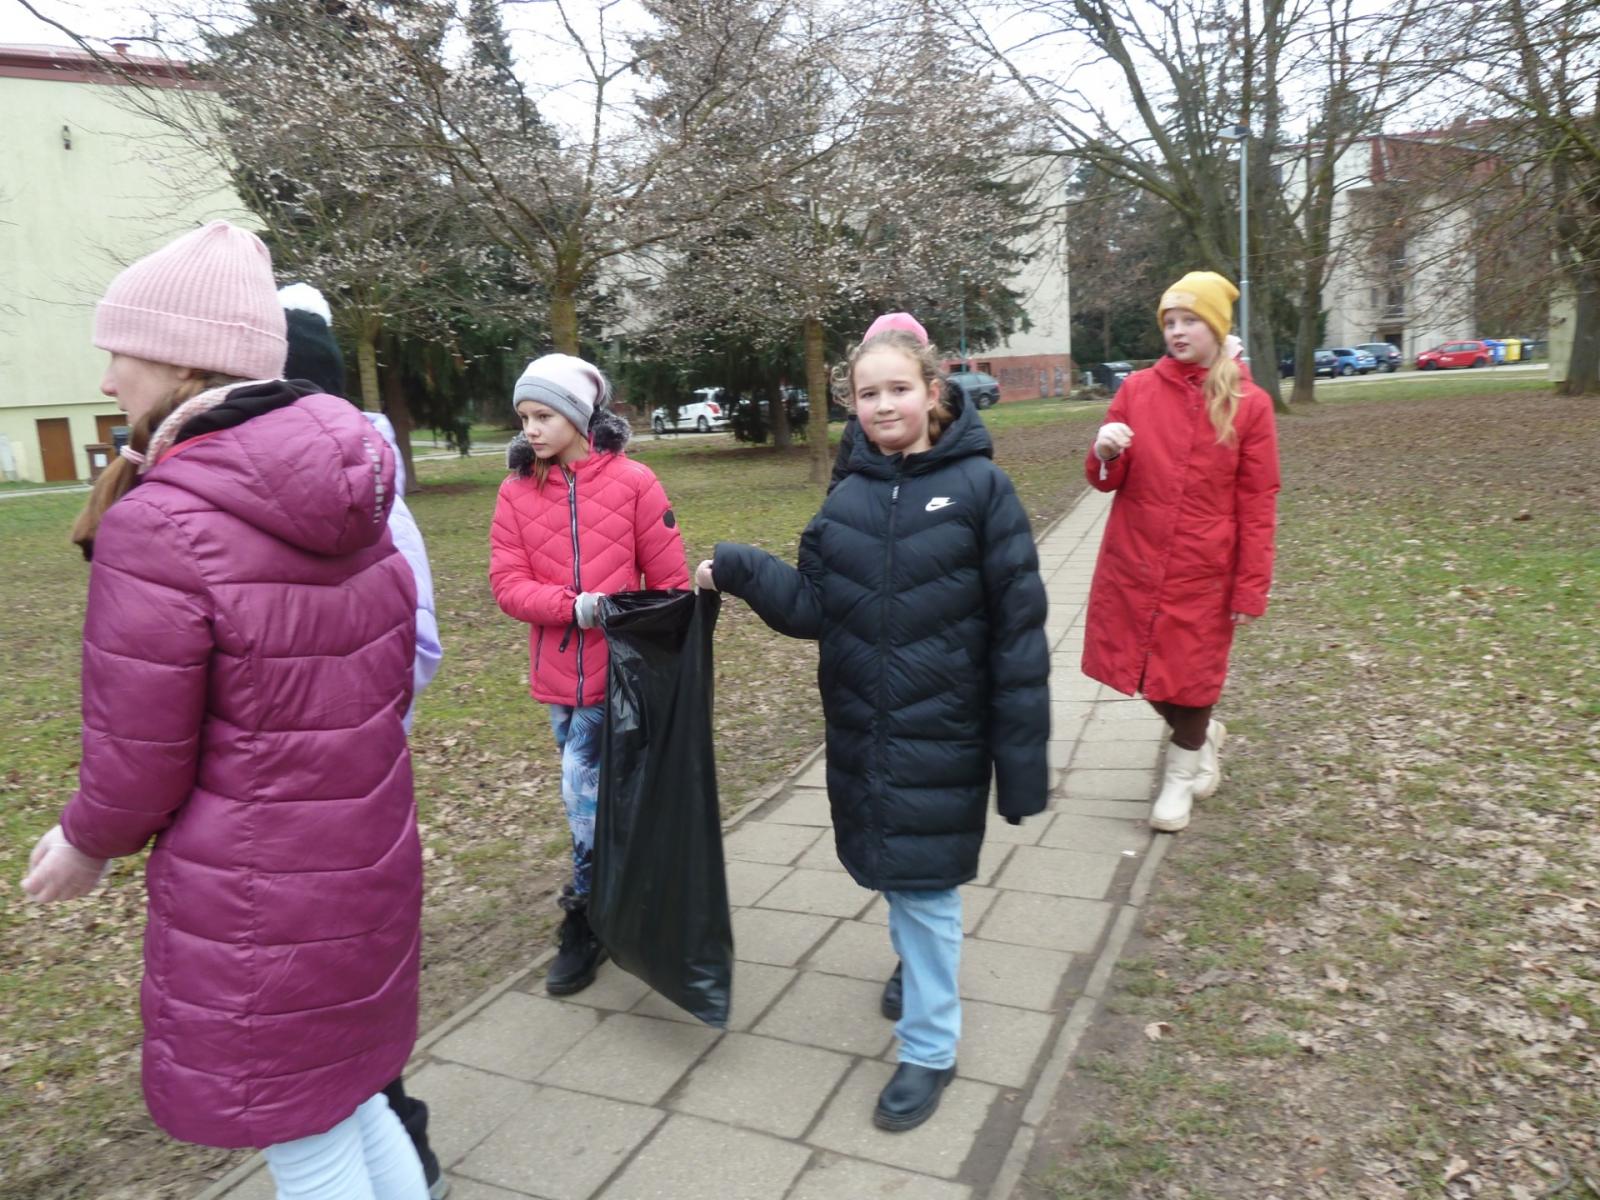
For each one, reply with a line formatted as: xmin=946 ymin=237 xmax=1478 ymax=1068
xmin=699 ymin=315 xmax=1048 ymax=1131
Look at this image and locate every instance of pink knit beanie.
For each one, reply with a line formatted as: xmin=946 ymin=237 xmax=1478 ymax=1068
xmin=94 ymin=221 xmax=287 ymax=380
xmin=863 ymin=312 xmax=929 ymax=345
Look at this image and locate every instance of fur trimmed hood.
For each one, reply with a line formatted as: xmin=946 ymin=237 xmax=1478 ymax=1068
xmin=507 ymin=410 xmax=633 ymax=477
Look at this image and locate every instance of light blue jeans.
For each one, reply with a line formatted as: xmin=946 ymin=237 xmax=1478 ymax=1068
xmin=885 ymin=888 xmax=963 ymax=1070
xmin=262 ymin=1093 xmax=427 ymax=1199
xmin=548 ymin=704 xmax=605 ymax=897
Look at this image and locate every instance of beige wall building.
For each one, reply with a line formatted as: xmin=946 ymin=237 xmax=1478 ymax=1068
xmin=0 ymin=44 xmax=246 ymax=482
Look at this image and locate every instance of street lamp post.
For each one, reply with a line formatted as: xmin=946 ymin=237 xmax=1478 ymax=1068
xmin=1220 ymin=122 xmax=1251 ymax=364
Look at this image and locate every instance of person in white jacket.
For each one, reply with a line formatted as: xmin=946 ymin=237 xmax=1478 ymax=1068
xmin=279 ymin=283 xmax=449 ymax=1199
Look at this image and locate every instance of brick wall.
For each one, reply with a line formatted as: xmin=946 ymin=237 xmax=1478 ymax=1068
xmin=947 ymin=353 xmax=1076 ymax=401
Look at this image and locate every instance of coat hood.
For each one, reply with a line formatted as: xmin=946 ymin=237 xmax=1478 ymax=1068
xmin=845 ymin=385 xmax=993 ymax=480
xmin=506 ymin=409 xmax=633 ymax=478
xmin=149 ymin=381 xmax=397 ymax=558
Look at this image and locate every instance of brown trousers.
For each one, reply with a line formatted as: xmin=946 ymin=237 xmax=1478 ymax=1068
xmin=1148 ymin=701 xmax=1214 ymax=751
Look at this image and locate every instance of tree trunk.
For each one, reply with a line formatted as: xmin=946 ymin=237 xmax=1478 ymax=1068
xmin=805 ymin=316 xmax=831 ymax=486
xmin=1557 ymin=263 xmax=1600 ymax=396
xmin=549 ymin=288 xmax=580 ymax=356
xmin=381 ymin=358 xmax=416 ymax=489
xmin=1292 ymin=264 xmax=1322 ymax=406
xmin=770 ymin=380 xmax=791 ymax=449
xmin=356 ymin=324 xmax=381 ymax=414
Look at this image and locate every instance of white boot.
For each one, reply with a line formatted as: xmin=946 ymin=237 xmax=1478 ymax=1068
xmin=1193 ymin=720 xmax=1228 ymax=799
xmin=1150 ymin=744 xmax=1202 ymax=832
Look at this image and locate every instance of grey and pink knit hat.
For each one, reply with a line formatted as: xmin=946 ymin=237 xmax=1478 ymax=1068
xmin=93 ymin=221 xmax=287 ymax=380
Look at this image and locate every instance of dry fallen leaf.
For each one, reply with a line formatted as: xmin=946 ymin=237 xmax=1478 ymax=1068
xmin=1144 ymin=1021 xmax=1174 ymax=1042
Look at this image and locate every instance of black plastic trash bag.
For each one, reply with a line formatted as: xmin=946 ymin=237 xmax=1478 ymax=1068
xmin=589 ymin=589 xmax=733 ymax=1027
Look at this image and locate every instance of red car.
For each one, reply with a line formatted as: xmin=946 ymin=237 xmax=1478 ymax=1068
xmin=1416 ymin=340 xmax=1493 ymax=370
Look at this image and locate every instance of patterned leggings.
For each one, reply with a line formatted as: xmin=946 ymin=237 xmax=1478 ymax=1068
xmin=548 ymin=704 xmax=604 ymax=897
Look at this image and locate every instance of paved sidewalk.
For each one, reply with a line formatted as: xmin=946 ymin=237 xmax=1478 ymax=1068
xmin=208 ymin=487 xmax=1173 ymax=1200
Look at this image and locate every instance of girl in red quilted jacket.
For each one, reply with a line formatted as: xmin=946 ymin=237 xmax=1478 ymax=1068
xmin=490 ymin=354 xmax=689 ymax=995
xmin=1084 ymin=271 xmax=1281 ymax=833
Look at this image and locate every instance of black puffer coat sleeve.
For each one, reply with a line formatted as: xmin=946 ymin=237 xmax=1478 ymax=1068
xmin=981 ymin=470 xmax=1050 ymax=822
xmin=713 ymin=519 xmax=824 ymax=640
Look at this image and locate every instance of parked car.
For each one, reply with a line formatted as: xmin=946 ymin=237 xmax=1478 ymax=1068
xmin=1416 ymin=340 xmax=1493 ymax=370
xmin=651 ymin=387 xmax=732 ymax=434
xmin=1355 ymin=341 xmax=1402 ymax=372
xmin=1090 ymin=361 xmax=1135 ymax=394
xmin=946 ymin=370 xmax=1000 ymax=409
xmin=1278 ymin=349 xmax=1338 ymax=379
xmin=1327 ymin=347 xmax=1379 ymax=376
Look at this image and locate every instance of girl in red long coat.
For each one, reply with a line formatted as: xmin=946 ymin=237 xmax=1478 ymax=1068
xmin=1083 ymin=271 xmax=1281 ymax=832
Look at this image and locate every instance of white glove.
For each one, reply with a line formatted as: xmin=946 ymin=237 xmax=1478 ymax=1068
xmin=21 ymin=825 xmax=110 ymax=903
xmin=1095 ymin=422 xmax=1134 ymax=461
xmin=573 ymin=592 xmax=603 ymax=629
xmin=695 ymin=560 xmax=718 ymax=592
xmin=1223 ymin=334 xmax=1244 ymax=360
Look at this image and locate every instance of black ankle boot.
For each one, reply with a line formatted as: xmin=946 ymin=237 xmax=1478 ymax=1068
xmin=546 ymin=890 xmax=607 ymax=996
xmin=880 ymin=962 xmax=904 ymax=1020
xmin=873 ymin=1062 xmax=957 ymax=1132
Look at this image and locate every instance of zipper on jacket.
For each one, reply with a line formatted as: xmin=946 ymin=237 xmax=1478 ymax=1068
xmin=564 ymin=466 xmax=585 ymax=707
xmin=874 ymin=473 xmax=903 ymax=851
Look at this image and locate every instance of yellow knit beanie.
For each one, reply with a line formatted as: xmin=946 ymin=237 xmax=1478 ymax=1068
xmin=1157 ymin=271 xmax=1239 ymax=343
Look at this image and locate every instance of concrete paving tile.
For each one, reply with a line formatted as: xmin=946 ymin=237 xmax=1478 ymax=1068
xmin=631 ymin=961 xmax=795 ymax=1033
xmin=806 ymin=918 xmax=897 ymax=982
xmin=1080 ymin=718 xmax=1168 ymax=742
xmin=1038 ymin=813 xmax=1149 ymax=856
xmin=985 ymin=809 xmax=1048 ymax=844
xmin=1055 ymin=797 xmax=1152 ymax=820
xmin=220 ymin=1171 xmax=273 ymax=1200
xmin=755 ymin=868 xmax=875 ymax=919
xmin=959 ymin=937 xmax=1072 ymax=1010
xmin=762 ymin=786 xmax=832 ymax=827
xmin=458 ymin=1086 xmax=663 ymax=1200
xmin=787 ymin=1156 xmax=973 ymax=1200
xmin=723 ymin=822 xmax=823 ymax=866
xmin=887 ymin=997 xmax=1056 ymax=1089
xmin=806 ymin=1060 xmax=998 ymax=1179
xmin=432 ymin=992 xmax=600 ymax=1081
xmin=546 ymin=960 xmax=656 ymax=1012
xmin=972 ymin=890 xmax=1116 ymax=954
xmin=753 ymin=971 xmax=896 ymax=1057
xmin=444 ymin=1182 xmax=530 ymax=1200
xmin=795 ymin=759 xmax=828 ymax=788
xmin=1070 ymin=739 xmax=1163 ymax=771
xmin=401 ymin=1061 xmax=539 ymax=1168
xmin=668 ymin=1032 xmax=853 ymax=1137
xmin=993 ymin=844 xmax=1120 ymax=900
xmin=597 ymin=1114 xmax=811 ymax=1200
xmin=538 ymin=1013 xmax=721 ymax=1105
xmin=729 ymin=907 xmax=835 ymax=966
xmin=724 ymin=859 xmax=789 ymax=907
xmin=796 ymin=831 xmax=846 ymax=871
xmin=1061 ymin=768 xmax=1156 ymax=802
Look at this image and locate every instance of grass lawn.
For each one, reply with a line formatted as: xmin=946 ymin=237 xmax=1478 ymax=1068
xmin=0 ymin=396 xmax=1099 ymax=1198
xmin=1028 ymin=384 xmax=1599 ymax=1198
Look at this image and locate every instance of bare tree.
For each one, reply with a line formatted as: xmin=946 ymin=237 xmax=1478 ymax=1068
xmin=637 ymin=7 xmax=1045 ymax=483
xmin=929 ymin=0 xmax=1424 ymax=408
xmin=1414 ymin=0 xmax=1600 ymax=393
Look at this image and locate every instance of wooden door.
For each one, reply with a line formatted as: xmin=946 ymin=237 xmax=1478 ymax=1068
xmin=36 ymin=418 xmax=76 ymax=482
xmin=95 ymin=414 xmax=125 ymax=444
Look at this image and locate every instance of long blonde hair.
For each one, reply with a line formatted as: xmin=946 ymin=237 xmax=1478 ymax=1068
xmin=1204 ymin=353 xmax=1241 ymax=445
xmin=71 ymin=372 xmax=241 ymax=559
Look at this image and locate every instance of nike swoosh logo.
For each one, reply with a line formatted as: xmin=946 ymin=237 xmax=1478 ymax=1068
xmin=925 ymin=497 xmax=955 ymax=512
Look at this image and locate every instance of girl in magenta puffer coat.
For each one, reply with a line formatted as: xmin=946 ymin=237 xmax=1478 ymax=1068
xmin=1084 ymin=271 xmax=1280 ymax=835
xmin=489 ymin=354 xmax=688 ymax=996
xmin=21 ymin=222 xmax=428 ymax=1198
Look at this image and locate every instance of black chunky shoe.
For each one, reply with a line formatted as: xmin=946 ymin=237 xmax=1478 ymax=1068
xmin=873 ymin=1062 xmax=957 ymax=1132
xmin=880 ymin=962 xmax=904 ymax=1020
xmin=545 ymin=889 xmax=608 ymax=996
